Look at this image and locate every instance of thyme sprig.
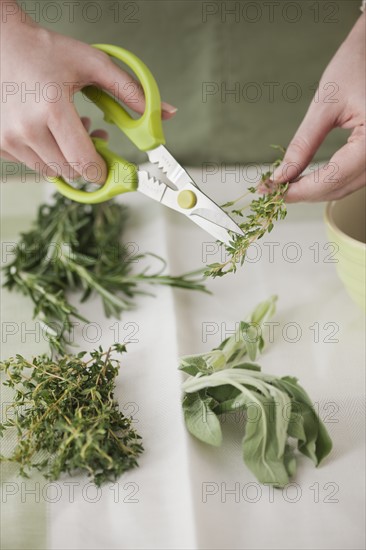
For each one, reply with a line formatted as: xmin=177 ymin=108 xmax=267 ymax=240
xmin=205 ymin=146 xmax=288 ymax=277
xmin=0 ymin=344 xmax=143 ymax=486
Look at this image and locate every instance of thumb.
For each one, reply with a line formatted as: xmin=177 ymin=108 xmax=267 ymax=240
xmin=272 ymin=103 xmax=335 ymax=184
xmin=90 ymin=52 xmax=177 ymax=120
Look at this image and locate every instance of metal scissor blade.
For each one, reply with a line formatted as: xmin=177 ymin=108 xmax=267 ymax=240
xmin=185 ymin=212 xmax=236 ymax=245
xmin=160 ymin=184 xmax=243 ymax=245
xmin=146 ymin=146 xmax=244 ymax=241
xmin=136 ymin=170 xmax=168 ymax=202
xmin=137 ymin=171 xmax=244 ymax=245
xmin=147 ymin=145 xmax=196 ymax=189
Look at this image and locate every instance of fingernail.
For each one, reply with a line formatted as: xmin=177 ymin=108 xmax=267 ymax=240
xmin=161 ymin=101 xmax=178 ymax=114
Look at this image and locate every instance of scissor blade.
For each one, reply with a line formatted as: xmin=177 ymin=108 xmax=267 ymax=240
xmin=161 ymin=184 xmax=243 ymax=245
xmin=136 ymin=170 xmax=168 ymax=202
xmin=137 ymin=170 xmax=243 ymax=245
xmin=146 ymin=146 xmax=244 ymax=241
xmin=147 ymin=145 xmax=196 ymax=189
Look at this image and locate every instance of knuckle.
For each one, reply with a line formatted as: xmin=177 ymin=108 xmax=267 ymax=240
xmin=91 ymin=50 xmax=112 ymax=72
xmin=1 ymin=130 xmax=18 ymax=150
xmin=75 ymin=149 xmax=103 ymax=171
xmin=95 ymin=50 xmax=110 ymax=65
xmin=20 ymin=122 xmax=38 ymax=142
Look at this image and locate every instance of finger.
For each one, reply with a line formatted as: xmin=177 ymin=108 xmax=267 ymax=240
xmin=3 ymin=144 xmax=60 ymax=178
xmin=272 ymin=102 xmax=336 ymax=184
xmin=285 ymin=132 xmax=366 ymax=203
xmin=48 ymin=103 xmax=107 ymax=184
xmin=90 ymin=129 xmax=109 ymax=141
xmin=81 ymin=118 xmax=109 ymax=144
xmin=81 ymin=117 xmax=91 ymax=132
xmin=84 ymin=50 xmax=177 ymax=119
xmin=0 ymin=150 xmax=23 ymax=182
xmin=161 ymin=101 xmax=178 ymax=120
xmin=0 ymin=150 xmax=18 ymax=162
xmin=30 ymin=128 xmax=82 ymax=182
xmin=96 ymin=73 xmax=177 ymax=119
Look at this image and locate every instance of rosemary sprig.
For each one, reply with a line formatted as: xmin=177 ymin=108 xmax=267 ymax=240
xmin=205 ymin=147 xmax=288 ymax=277
xmin=0 ymin=344 xmax=143 ymax=486
xmin=3 ymin=193 xmax=207 ymax=353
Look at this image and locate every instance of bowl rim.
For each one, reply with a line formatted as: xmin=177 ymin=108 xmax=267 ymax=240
xmin=325 ymin=200 xmax=366 ymax=250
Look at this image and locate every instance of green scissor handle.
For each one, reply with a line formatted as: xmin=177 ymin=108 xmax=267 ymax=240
xmin=83 ymin=43 xmax=165 ymax=151
xmin=49 ymin=43 xmax=166 ymax=204
xmin=49 ymin=137 xmax=138 ymax=204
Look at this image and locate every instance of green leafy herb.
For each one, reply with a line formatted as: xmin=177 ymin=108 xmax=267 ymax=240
xmin=3 ymin=192 xmax=207 ymax=353
xmin=179 ymin=296 xmax=332 ymax=487
xmin=0 ymin=344 xmax=142 ymax=486
xmin=205 ymin=147 xmax=288 ymax=277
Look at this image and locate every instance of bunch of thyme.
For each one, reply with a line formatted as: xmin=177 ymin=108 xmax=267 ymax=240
xmin=0 ymin=344 xmax=143 ymax=486
xmin=205 ymin=146 xmax=288 ymax=277
xmin=3 ymin=192 xmax=207 ymax=353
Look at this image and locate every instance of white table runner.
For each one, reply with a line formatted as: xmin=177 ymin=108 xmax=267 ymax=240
xmin=1 ymin=169 xmax=365 ymax=549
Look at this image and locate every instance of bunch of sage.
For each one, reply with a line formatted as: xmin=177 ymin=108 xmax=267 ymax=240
xmin=180 ymin=297 xmax=332 ymax=487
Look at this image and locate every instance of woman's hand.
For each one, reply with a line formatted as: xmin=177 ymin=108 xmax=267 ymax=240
xmin=0 ymin=3 xmax=177 ymax=184
xmin=268 ymin=12 xmax=365 ymax=203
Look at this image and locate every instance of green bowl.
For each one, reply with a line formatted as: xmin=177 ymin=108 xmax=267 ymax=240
xmin=325 ymin=187 xmax=366 ymax=311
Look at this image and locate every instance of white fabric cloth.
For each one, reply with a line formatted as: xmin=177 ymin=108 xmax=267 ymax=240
xmin=1 ymin=168 xmax=365 ymax=550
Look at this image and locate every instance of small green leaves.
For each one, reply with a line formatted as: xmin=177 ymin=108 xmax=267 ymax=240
xmin=0 ymin=345 xmax=143 ymax=486
xmin=3 ymin=192 xmax=206 ymax=355
xmin=207 ymin=148 xmax=288 ymax=278
xmin=179 ymin=354 xmax=213 ymax=376
xmin=180 ymin=298 xmax=332 ymax=487
xmin=1 ymin=191 xmax=208 ymax=486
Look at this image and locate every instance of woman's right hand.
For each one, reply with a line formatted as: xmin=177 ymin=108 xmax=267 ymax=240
xmin=0 ymin=4 xmax=177 ymax=184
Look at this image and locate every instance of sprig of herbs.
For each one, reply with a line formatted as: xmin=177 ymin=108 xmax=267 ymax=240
xmin=0 ymin=344 xmax=143 ymax=486
xmin=3 ymin=192 xmax=207 ymax=353
xmin=179 ymin=297 xmax=332 ymax=487
xmin=205 ymin=146 xmax=288 ymax=277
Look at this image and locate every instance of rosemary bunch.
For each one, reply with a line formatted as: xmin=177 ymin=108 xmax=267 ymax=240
xmin=205 ymin=147 xmax=288 ymax=277
xmin=0 ymin=344 xmax=143 ymax=486
xmin=3 ymin=192 xmax=206 ymax=353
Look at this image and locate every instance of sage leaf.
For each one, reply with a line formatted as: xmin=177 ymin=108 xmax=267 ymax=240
xmin=179 ymin=355 xmax=210 ymax=376
xmin=242 ymin=393 xmax=290 ymax=487
xmin=272 ymin=377 xmax=332 ymax=465
xmin=183 ymin=393 xmax=222 ymax=447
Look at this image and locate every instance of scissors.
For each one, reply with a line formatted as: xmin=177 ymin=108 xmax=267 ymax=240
xmin=49 ymin=44 xmax=243 ymax=245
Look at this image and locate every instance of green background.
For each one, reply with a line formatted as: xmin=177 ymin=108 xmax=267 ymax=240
xmin=0 ymin=0 xmax=362 ymax=172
